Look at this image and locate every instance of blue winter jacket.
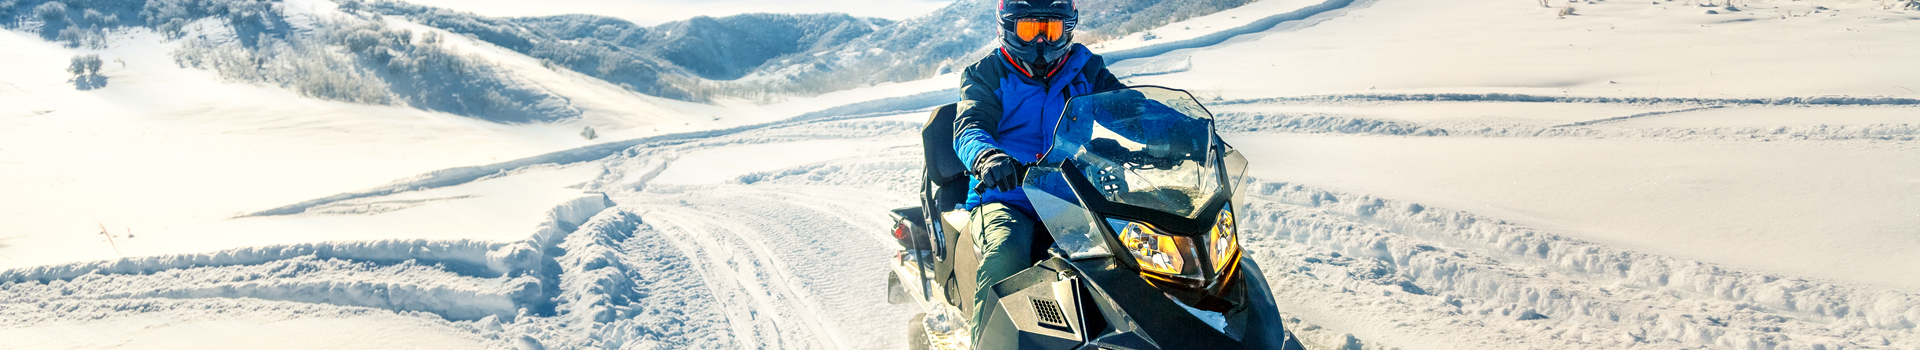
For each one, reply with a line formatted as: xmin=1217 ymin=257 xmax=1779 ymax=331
xmin=954 ymin=44 xmax=1127 ymax=217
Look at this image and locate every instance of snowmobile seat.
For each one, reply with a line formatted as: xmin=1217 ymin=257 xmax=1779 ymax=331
xmin=923 ymin=103 xmax=970 ymax=213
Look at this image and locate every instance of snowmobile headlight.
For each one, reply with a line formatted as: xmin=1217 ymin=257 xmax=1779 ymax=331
xmin=1208 ymin=205 xmax=1240 ymax=274
xmin=1107 ymin=218 xmax=1195 ymax=277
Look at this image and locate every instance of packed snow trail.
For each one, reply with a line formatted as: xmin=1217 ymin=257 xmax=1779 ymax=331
xmin=5 ymin=0 xmax=1915 ymax=346
xmin=589 ymin=118 xmax=925 ymax=350
xmin=5 ymin=99 xmax=1918 ymax=349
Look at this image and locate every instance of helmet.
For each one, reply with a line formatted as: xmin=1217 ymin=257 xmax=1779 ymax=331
xmin=998 ymin=0 xmax=1078 ymax=70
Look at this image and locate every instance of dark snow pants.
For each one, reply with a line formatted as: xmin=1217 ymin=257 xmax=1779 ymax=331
xmin=968 ymin=201 xmax=1036 ymax=338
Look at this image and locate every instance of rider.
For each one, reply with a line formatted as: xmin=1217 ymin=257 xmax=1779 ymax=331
xmin=952 ymin=0 xmax=1125 ymax=338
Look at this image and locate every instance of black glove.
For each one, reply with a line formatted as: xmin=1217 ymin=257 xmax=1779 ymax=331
xmin=971 ymin=149 xmax=1024 ymax=193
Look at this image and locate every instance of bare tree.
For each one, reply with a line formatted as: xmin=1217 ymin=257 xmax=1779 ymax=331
xmin=67 ymin=54 xmax=102 ymax=77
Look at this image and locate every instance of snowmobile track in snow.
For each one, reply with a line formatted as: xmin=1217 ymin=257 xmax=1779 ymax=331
xmin=1236 ymin=181 xmax=1920 ymax=349
xmin=6 ymin=103 xmax=1916 ymax=349
xmin=629 ymin=183 xmax=917 ymax=350
xmin=1216 ymin=105 xmax=1920 ymax=142
xmin=1220 ymin=93 xmax=1920 ymax=107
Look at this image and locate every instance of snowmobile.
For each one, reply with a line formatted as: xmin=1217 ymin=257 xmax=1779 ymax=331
xmin=884 ymin=86 xmax=1307 ymax=350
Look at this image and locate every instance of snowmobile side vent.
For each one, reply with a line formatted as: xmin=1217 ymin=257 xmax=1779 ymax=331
xmin=1030 ymin=297 xmax=1071 ymax=331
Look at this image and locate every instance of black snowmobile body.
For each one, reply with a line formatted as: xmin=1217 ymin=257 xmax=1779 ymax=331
xmin=884 ymin=86 xmax=1307 ymax=350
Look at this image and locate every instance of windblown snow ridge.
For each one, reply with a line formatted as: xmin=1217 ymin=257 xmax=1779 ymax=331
xmin=1219 ymin=93 xmax=1920 ymax=106
xmin=1216 ymin=111 xmax=1920 ymax=141
xmin=0 ymin=255 xmax=528 ymax=321
xmin=1 ymin=195 xmax=613 ymax=322
xmin=0 ymin=239 xmax=506 ymax=284
xmin=1554 ymin=106 xmax=1724 ymax=127
xmin=1239 ymin=181 xmax=1919 ymax=349
xmin=517 ymin=207 xmax=738 ymax=349
xmin=1216 ymin=112 xmax=1448 ymax=136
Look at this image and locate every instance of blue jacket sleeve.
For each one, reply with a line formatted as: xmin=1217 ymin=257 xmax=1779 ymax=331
xmin=953 ymin=62 xmax=1004 ymax=170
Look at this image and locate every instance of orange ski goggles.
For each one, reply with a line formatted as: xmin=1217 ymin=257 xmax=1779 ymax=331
xmin=1014 ymin=18 xmax=1066 ymax=43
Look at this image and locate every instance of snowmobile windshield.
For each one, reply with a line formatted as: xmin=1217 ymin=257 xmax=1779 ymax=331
xmin=1048 ymin=87 xmax=1220 ymax=218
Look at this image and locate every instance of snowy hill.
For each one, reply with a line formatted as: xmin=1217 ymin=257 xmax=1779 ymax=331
xmin=361 ymin=0 xmax=896 ymax=100
xmin=4 ymin=0 xmax=1919 ymax=349
xmin=371 ymin=0 xmax=1270 ymax=100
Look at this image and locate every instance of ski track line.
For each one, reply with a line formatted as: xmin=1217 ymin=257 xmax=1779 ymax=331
xmin=603 ymin=205 xmax=757 ymax=349
xmin=669 ymin=192 xmax=865 ymax=350
xmin=648 ymin=210 xmax=808 ymax=350
xmin=755 ymin=188 xmax=904 ymax=250
xmin=1553 ymin=106 xmax=1727 ymax=127
xmin=638 ymin=184 xmax=914 ymax=350
xmin=648 ymin=206 xmax=846 ymax=350
xmin=712 ymin=190 xmax=863 ymax=350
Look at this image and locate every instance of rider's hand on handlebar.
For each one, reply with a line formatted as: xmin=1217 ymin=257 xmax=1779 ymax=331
xmin=971 ymin=149 xmax=1024 ymax=193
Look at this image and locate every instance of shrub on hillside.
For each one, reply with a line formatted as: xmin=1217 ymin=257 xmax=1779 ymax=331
xmin=327 ymin=21 xmax=581 ymax=122
xmin=55 ymin=25 xmax=84 ymax=43
xmin=171 ymin=15 xmax=580 ymax=122
xmin=82 ymin=8 xmax=105 ymax=25
xmin=141 ymin=0 xmax=283 ymax=36
xmin=0 ymin=0 xmax=578 ymax=122
xmin=67 ymin=54 xmax=102 ymax=76
xmin=35 ymin=1 xmax=66 ymax=22
xmin=174 ymin=35 xmax=394 ymax=104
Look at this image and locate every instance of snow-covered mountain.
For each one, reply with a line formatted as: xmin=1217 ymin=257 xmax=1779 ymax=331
xmin=370 ymin=0 xmax=1271 ymax=101
xmin=360 ymin=0 xmax=897 ymax=101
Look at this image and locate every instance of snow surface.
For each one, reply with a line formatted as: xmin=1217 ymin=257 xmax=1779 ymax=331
xmin=6 ymin=0 xmax=1920 ymax=348
xmin=1121 ymin=0 xmax=1920 ymax=99
xmin=1 ymin=311 xmax=490 ymax=349
xmin=0 ymin=29 xmax=601 ymax=268
xmin=1232 ymin=134 xmax=1920 ymax=291
xmin=650 ymin=137 xmax=916 ymax=185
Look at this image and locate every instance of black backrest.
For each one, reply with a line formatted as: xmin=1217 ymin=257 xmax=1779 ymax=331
xmin=923 ymin=104 xmax=971 ymax=212
xmin=924 ymin=103 xmax=967 ymax=183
